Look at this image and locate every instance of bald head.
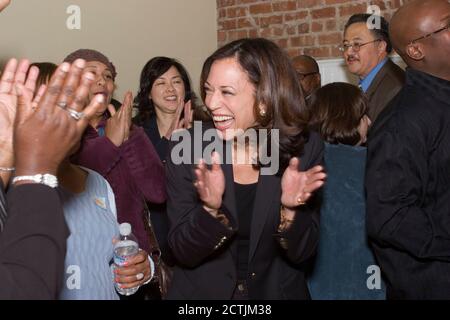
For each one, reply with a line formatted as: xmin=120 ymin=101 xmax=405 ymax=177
xmin=292 ymin=55 xmax=321 ymax=98
xmin=292 ymin=55 xmax=320 ymax=74
xmin=390 ymin=0 xmax=450 ymax=80
xmin=391 ymin=0 xmax=450 ymax=58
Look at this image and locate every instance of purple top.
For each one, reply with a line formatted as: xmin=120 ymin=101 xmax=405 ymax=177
xmin=72 ymin=122 xmax=166 ymax=253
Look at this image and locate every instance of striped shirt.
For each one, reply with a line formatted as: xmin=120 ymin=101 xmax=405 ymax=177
xmin=58 ymin=167 xmax=120 ymax=300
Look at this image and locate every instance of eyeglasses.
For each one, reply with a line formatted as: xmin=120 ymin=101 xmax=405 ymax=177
xmin=338 ymin=39 xmax=382 ymax=53
xmin=409 ymin=22 xmax=450 ymax=44
xmin=296 ymin=71 xmax=318 ymax=80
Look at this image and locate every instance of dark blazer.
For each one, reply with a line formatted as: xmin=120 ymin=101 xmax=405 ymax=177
xmin=165 ymin=124 xmax=324 ymax=300
xmin=366 ymin=59 xmax=405 ymax=122
xmin=0 ymin=183 xmax=69 ymax=299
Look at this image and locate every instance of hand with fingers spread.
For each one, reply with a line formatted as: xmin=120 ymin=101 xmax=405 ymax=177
xmin=193 ymin=152 xmax=225 ymax=216
xmin=13 ymin=58 xmax=106 ymax=179
xmin=164 ymin=99 xmax=193 ymax=139
xmin=113 ymin=249 xmax=152 ymax=290
xmin=0 ymin=59 xmax=39 ymax=185
xmin=105 ymin=91 xmax=133 ymax=147
xmin=281 ymin=158 xmax=326 ymax=210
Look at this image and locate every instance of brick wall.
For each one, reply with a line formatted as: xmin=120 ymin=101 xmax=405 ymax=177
xmin=217 ymin=0 xmax=408 ymax=59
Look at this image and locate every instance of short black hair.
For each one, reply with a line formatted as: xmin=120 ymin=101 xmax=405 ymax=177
xmin=344 ymin=13 xmax=392 ymax=54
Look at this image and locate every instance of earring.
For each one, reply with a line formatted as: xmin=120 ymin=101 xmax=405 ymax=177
xmin=259 ymin=108 xmax=267 ymax=117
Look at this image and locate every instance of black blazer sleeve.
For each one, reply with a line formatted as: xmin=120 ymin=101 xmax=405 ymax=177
xmin=166 ymin=146 xmax=236 ymax=268
xmin=0 ymin=184 xmax=69 ymax=299
xmin=276 ymin=131 xmax=324 ymax=265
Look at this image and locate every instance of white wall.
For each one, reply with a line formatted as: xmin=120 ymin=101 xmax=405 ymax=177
xmin=0 ymin=0 xmax=217 ymax=100
xmin=318 ymin=55 xmax=407 ymax=86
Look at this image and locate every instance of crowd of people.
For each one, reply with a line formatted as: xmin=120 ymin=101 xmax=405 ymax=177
xmin=1 ymin=0 xmax=449 ymax=300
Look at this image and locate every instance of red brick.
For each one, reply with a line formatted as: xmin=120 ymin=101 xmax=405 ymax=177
xmin=297 ymin=0 xmax=324 ymax=9
xmin=311 ymin=7 xmax=336 ymax=19
xmin=217 ymin=0 xmax=399 ymax=59
xmin=318 ymin=32 xmax=342 ymax=45
xmin=312 ymin=21 xmax=323 ymax=32
xmin=228 ymin=29 xmax=249 ymax=41
xmin=219 ymin=20 xmax=237 ymax=30
xmin=290 ymin=35 xmax=315 ymax=47
xmin=218 ymin=31 xmax=227 ymax=43
xmin=227 ymin=7 xmax=247 ymax=18
xmin=325 ymin=19 xmax=336 ymax=31
xmin=298 ymin=22 xmax=310 ymax=34
xmin=259 ymin=15 xmax=283 ymax=27
xmin=218 ymin=0 xmax=236 ymax=8
xmin=238 ymin=18 xmax=254 ymax=28
xmin=249 ymin=3 xmax=273 ymax=14
xmin=304 ymin=46 xmax=331 ymax=58
xmin=273 ymin=1 xmax=297 ymax=12
xmin=339 ymin=4 xmax=369 ymax=17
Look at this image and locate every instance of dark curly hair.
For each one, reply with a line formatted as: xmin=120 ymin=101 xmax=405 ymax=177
xmin=200 ymin=38 xmax=310 ymax=174
xmin=134 ymin=57 xmax=207 ymax=126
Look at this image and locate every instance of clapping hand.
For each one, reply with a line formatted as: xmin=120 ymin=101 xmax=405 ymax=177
xmin=105 ymin=91 xmax=133 ymax=147
xmin=13 ymin=58 xmax=107 ymax=179
xmin=281 ymin=158 xmax=326 ymax=210
xmin=193 ymin=152 xmax=225 ymax=216
xmin=164 ymin=99 xmax=194 ymax=139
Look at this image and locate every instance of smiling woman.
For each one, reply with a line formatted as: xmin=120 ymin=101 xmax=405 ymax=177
xmin=132 ymin=57 xmax=211 ymax=291
xmin=165 ymin=38 xmax=327 ymax=300
xmin=62 ymin=49 xmax=167 ymax=299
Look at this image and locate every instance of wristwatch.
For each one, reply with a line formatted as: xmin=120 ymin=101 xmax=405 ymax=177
xmin=12 ymin=174 xmax=58 ymax=188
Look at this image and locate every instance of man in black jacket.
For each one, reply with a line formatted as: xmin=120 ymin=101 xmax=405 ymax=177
xmin=365 ymin=0 xmax=450 ymax=299
xmin=0 ymin=57 xmax=104 ymax=299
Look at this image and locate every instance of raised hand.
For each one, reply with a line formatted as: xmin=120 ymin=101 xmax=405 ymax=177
xmin=105 ymin=91 xmax=133 ymax=146
xmin=281 ymin=158 xmax=326 ymax=209
xmin=194 ymin=152 xmax=225 ymax=215
xmin=0 ymin=59 xmax=38 ymax=155
xmin=164 ymin=99 xmax=193 ymax=139
xmin=14 ymin=59 xmax=106 ymax=179
xmin=0 ymin=59 xmax=39 ymax=185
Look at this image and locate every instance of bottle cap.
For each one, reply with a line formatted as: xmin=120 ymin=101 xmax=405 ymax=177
xmin=119 ymin=223 xmax=132 ymax=236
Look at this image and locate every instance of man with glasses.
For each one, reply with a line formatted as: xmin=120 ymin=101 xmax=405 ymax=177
xmin=342 ymin=14 xmax=405 ymax=121
xmin=365 ymin=0 xmax=450 ymax=299
xmin=292 ymin=55 xmax=321 ymax=106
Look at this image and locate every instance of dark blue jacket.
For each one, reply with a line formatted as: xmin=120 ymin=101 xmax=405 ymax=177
xmin=308 ymin=143 xmax=385 ymax=300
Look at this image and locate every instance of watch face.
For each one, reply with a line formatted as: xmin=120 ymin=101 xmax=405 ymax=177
xmin=43 ymin=174 xmax=59 ymax=188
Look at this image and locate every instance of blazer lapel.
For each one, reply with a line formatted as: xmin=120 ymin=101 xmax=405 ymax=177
xmin=365 ymin=59 xmax=392 ymax=100
xmin=221 ymin=162 xmax=238 ymax=223
xmin=248 ymin=173 xmax=280 ymax=263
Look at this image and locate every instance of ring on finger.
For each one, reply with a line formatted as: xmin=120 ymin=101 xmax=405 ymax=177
xmin=136 ymin=273 xmax=144 ymax=281
xmin=67 ymin=108 xmax=84 ymax=121
xmin=57 ymin=101 xmax=67 ymax=109
xmin=297 ymin=196 xmax=306 ymax=205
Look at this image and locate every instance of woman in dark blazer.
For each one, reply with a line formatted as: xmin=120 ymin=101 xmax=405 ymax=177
xmin=165 ymin=38 xmax=326 ymax=300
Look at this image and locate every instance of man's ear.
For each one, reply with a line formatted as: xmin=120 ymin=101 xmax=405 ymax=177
xmin=406 ymin=43 xmax=425 ymax=61
xmin=378 ymin=40 xmax=388 ymax=54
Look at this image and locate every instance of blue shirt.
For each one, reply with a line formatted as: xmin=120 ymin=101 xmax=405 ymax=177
xmin=359 ymin=58 xmax=388 ymax=92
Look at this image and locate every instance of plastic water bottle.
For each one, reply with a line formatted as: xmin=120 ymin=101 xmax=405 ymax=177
xmin=113 ymin=223 xmax=139 ymax=296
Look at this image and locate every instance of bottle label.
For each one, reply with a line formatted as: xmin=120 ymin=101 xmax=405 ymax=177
xmin=113 ymin=240 xmax=138 ymax=266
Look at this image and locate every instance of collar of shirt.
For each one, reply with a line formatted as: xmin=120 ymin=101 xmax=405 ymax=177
xmin=359 ymin=58 xmax=388 ymax=92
